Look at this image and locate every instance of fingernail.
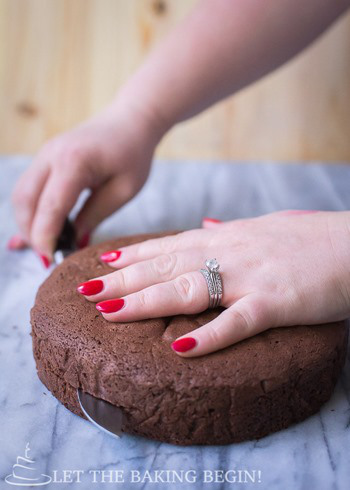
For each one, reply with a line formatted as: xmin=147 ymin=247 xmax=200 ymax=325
xmin=77 ymin=279 xmax=104 ymax=296
xmin=39 ymin=254 xmax=51 ymax=269
xmin=171 ymin=337 xmax=197 ymax=352
xmin=77 ymin=232 xmax=90 ymax=249
xmin=100 ymin=250 xmax=122 ymax=263
xmin=96 ymin=298 xmax=125 ymax=313
xmin=203 ymin=217 xmax=222 ymax=224
xmin=7 ymin=235 xmax=22 ymax=250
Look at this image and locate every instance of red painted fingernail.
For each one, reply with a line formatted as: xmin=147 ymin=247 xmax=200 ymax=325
xmin=39 ymin=254 xmax=51 ymax=269
xmin=78 ymin=232 xmax=90 ymax=249
xmin=77 ymin=279 xmax=104 ymax=296
xmin=100 ymin=250 xmax=122 ymax=263
xmin=171 ymin=337 xmax=197 ymax=352
xmin=7 ymin=235 xmax=22 ymax=250
xmin=203 ymin=217 xmax=222 ymax=223
xmin=96 ymin=298 xmax=125 ymax=313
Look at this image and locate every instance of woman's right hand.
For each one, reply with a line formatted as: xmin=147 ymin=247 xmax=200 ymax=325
xmin=10 ymin=99 xmax=164 ymax=265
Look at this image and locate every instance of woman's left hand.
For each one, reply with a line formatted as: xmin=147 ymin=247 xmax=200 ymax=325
xmin=77 ymin=210 xmax=350 ymax=357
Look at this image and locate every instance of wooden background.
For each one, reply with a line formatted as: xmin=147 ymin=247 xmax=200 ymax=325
xmin=1 ymin=0 xmax=350 ymax=162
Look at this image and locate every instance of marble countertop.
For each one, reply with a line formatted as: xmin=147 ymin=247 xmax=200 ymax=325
xmin=1 ymin=155 xmax=350 ymax=490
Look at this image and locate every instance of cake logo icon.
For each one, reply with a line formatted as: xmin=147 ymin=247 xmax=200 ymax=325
xmin=5 ymin=443 xmax=52 ymax=486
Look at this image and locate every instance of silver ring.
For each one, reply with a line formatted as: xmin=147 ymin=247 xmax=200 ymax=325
xmin=200 ymin=258 xmax=223 ymax=308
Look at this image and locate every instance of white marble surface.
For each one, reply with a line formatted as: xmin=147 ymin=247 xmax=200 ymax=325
xmin=1 ymin=155 xmax=350 ymax=490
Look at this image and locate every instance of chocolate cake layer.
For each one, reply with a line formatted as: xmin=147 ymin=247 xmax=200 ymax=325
xmin=31 ymin=231 xmax=348 ymax=445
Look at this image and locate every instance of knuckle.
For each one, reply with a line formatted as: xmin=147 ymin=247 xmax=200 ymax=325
xmin=115 ymin=270 xmax=128 ymax=292
xmin=55 ymin=144 xmax=86 ymax=171
xmin=137 ymin=289 xmax=149 ymax=309
xmin=173 ymin=275 xmax=195 ymax=303
xmin=136 ymin=237 xmax=160 ymax=257
xmin=231 ymin=296 xmax=272 ymax=333
xmin=41 ymin=196 xmax=61 ymax=218
xmin=151 ymin=253 xmax=177 ymax=277
xmin=158 ymin=235 xmax=177 ymax=253
xmin=205 ymin=324 xmax=222 ymax=344
xmin=156 ymin=229 xmax=197 ymax=253
xmin=233 ymin=307 xmax=255 ymax=333
xmin=243 ymin=255 xmax=263 ymax=272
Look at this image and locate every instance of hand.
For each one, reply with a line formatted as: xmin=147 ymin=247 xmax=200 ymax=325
xmin=10 ymin=99 xmax=163 ymax=264
xmin=77 ymin=210 xmax=350 ymax=357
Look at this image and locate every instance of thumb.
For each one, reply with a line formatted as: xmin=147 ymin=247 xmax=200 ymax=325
xmin=171 ymin=293 xmax=280 ymax=357
xmin=74 ymin=175 xmax=139 ymax=243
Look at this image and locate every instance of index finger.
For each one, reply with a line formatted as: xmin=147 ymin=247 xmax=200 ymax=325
xmin=12 ymin=159 xmax=50 ymax=242
xmin=29 ymin=168 xmax=86 ymax=258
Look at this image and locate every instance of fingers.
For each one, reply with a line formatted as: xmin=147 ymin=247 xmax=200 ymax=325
xmin=77 ymin=249 xmax=208 ymax=302
xmin=171 ymin=293 xmax=278 ymax=357
xmin=94 ymin=271 xmax=210 ymax=321
xmin=7 ymin=235 xmax=29 ymax=250
xmin=11 ymin=160 xmax=50 ymax=242
xmin=74 ymin=174 xmax=137 ymax=243
xmin=12 ymin=147 xmax=94 ymax=260
xmin=30 ymin=166 xmax=89 ymax=259
xmin=202 ymin=217 xmax=223 ymax=228
xmin=99 ymin=228 xmax=214 ymax=269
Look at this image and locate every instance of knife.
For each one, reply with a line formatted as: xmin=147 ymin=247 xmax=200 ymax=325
xmin=54 ymin=219 xmax=123 ymax=438
xmin=53 ymin=218 xmax=77 ymax=264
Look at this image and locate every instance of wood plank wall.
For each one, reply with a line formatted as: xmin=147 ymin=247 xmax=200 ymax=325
xmin=1 ymin=0 xmax=350 ymax=162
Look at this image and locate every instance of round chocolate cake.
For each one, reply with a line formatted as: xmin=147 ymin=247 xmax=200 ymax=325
xmin=31 ymin=231 xmax=348 ymax=445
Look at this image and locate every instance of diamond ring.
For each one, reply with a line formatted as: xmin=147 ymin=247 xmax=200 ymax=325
xmin=200 ymin=258 xmax=223 ymax=309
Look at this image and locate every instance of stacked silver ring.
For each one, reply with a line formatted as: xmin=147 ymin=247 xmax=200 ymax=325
xmin=200 ymin=258 xmax=223 ymax=308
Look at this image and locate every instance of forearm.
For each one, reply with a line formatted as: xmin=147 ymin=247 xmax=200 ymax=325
xmin=111 ymin=0 xmax=349 ymax=133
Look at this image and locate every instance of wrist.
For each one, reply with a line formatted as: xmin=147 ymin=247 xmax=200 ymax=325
xmin=107 ymin=83 xmax=172 ymax=148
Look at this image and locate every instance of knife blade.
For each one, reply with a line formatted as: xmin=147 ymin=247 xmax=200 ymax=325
xmin=77 ymin=389 xmax=123 ymax=438
xmin=54 ymin=218 xmax=124 ymax=438
xmin=53 ymin=218 xmax=77 ymax=264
